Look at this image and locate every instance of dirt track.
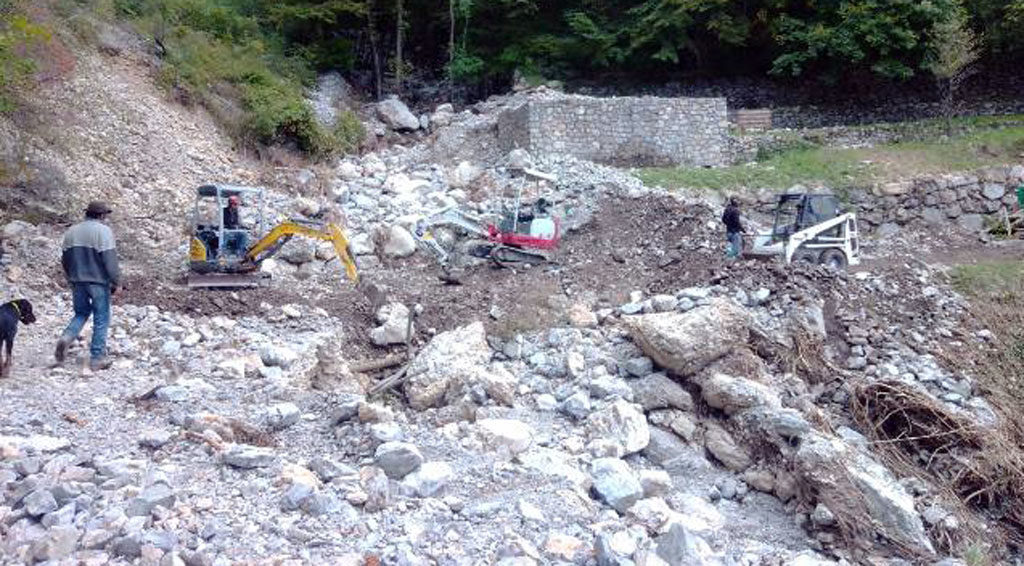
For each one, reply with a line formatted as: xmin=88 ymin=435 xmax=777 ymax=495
xmin=116 ymin=194 xmax=735 ymax=353
xmin=117 ymin=191 xmax=1022 ymax=361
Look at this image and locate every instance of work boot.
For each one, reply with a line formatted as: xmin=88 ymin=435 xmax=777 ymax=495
xmin=89 ymin=357 xmax=112 ymax=372
xmin=54 ymin=336 xmax=72 ymax=363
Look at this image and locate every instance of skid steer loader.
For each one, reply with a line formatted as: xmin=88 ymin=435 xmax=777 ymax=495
xmin=745 ymin=192 xmax=860 ymax=269
xmin=186 ymin=184 xmax=359 ymax=288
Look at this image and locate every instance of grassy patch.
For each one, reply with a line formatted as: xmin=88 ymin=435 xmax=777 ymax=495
xmin=950 ymin=261 xmax=1024 ymax=297
xmin=640 ymin=117 xmax=1024 ymax=192
xmin=946 ymin=259 xmax=1024 ymax=424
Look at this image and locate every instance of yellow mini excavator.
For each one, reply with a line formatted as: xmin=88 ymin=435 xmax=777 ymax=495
xmin=187 ymin=184 xmax=359 ymax=288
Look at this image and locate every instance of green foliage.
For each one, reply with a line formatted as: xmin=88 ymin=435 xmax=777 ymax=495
xmin=112 ymin=0 xmax=358 ymax=156
xmin=924 ymin=5 xmax=980 ymax=81
xmin=331 ymin=109 xmax=365 ymax=153
xmin=0 ymin=7 xmax=51 ymax=113
xmin=770 ymin=0 xmax=954 ymax=81
xmin=45 ymin=0 xmax=1024 ymax=132
xmin=447 ymin=48 xmax=483 ymax=81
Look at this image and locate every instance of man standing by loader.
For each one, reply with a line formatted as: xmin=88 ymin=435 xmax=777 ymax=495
xmin=722 ymin=197 xmax=746 ymax=259
xmin=55 ymin=201 xmax=120 ymax=371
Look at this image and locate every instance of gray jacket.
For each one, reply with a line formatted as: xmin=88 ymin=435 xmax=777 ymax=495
xmin=62 ymin=220 xmax=120 ymax=287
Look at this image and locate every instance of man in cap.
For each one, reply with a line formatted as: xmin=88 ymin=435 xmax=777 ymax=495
xmin=55 ymin=201 xmax=120 ymax=371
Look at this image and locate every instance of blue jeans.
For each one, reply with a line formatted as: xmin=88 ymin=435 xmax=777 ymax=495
xmin=226 ymin=231 xmax=249 ymax=256
xmin=726 ymin=232 xmax=743 ymax=258
xmin=62 ymin=283 xmax=111 ymax=360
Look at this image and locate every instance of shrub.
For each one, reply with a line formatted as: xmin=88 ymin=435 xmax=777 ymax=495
xmin=331 ymin=109 xmax=365 ymax=154
xmin=112 ymin=0 xmax=354 ymax=157
xmin=0 ymin=9 xmax=50 ymax=112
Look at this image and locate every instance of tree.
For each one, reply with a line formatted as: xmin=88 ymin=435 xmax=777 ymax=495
xmin=394 ymin=0 xmax=402 ymax=92
xmin=770 ymin=0 xmax=956 ymax=83
xmin=0 ymin=9 xmax=50 ymax=113
xmin=925 ymin=5 xmax=980 ymax=136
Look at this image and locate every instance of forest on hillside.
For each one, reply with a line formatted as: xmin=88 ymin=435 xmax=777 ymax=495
xmin=3 ymin=0 xmax=1024 ymax=154
xmin=93 ymin=0 xmax=1024 ymax=89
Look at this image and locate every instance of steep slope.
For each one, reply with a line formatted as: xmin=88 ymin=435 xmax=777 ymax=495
xmin=0 ymin=39 xmax=255 ymax=222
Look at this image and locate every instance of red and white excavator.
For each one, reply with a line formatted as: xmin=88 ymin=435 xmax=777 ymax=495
xmin=412 ymin=191 xmax=560 ymax=275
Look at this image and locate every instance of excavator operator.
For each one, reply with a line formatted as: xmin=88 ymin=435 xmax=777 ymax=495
xmin=223 ymin=196 xmax=249 ymax=255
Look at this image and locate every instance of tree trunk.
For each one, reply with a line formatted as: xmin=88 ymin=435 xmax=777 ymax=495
xmin=449 ymin=0 xmax=455 ymax=101
xmin=395 ymin=0 xmax=404 ymax=94
xmin=368 ymin=0 xmax=385 ymax=100
xmin=367 ymin=0 xmax=383 ymax=100
xmin=944 ymin=78 xmax=954 ymax=138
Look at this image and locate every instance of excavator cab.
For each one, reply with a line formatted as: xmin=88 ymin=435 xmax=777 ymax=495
xmin=189 ymin=184 xmax=265 ymax=272
xmin=187 ymin=184 xmax=359 ymax=288
xmin=498 ymin=197 xmax=557 ymax=240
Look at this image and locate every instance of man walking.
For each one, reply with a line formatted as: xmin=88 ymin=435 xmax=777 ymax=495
xmin=722 ymin=197 xmax=745 ymax=259
xmin=55 ymin=201 xmax=120 ymax=371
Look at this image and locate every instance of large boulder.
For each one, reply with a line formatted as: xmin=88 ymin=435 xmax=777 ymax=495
xmin=795 ymin=432 xmax=934 ymax=556
xmin=654 ymin=522 xmax=718 ymax=565
xmin=376 ymin=97 xmax=420 ymax=131
xmin=703 ymin=423 xmax=751 ymax=472
xmin=401 ymin=461 xmax=454 ymax=497
xmin=477 ymin=419 xmax=534 ymax=454
xmin=627 ymin=298 xmax=750 ymax=376
xmin=631 ymin=374 xmax=694 ymax=412
xmin=280 ymin=241 xmax=317 ymax=265
xmin=383 ymin=225 xmax=417 ymax=258
xmin=449 ymin=161 xmax=482 ymax=188
xmin=586 ymin=400 xmax=650 ymax=456
xmin=590 ymin=458 xmax=643 ymax=513
xmin=698 ymin=373 xmax=780 ymax=416
xmin=404 ymin=322 xmax=491 ymax=410
xmin=374 ymin=442 xmax=424 ymax=479
xmin=370 ymin=303 xmax=413 ymax=346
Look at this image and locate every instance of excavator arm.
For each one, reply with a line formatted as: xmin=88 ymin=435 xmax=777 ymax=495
xmin=412 ymin=207 xmax=493 ymax=268
xmin=245 ymin=220 xmax=359 ymax=283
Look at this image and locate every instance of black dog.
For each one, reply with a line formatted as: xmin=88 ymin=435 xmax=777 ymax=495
xmin=0 ymin=299 xmax=36 ymax=378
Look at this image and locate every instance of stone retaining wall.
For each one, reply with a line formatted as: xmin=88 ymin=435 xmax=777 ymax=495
xmin=751 ymin=164 xmax=1024 ymax=234
xmin=498 ymin=95 xmax=728 ymax=167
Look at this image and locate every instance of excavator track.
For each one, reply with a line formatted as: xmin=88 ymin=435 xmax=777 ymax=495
xmin=187 ymin=271 xmax=270 ymax=289
xmin=489 ymin=245 xmax=549 ymax=266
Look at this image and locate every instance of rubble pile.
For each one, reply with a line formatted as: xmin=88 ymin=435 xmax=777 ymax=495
xmin=2 ymin=58 xmax=1021 ymax=565
xmin=2 ymin=196 xmax=1011 ymax=564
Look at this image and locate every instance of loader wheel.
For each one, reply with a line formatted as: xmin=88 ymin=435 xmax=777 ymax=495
xmin=792 ymin=249 xmax=820 ymax=264
xmin=820 ymin=249 xmax=848 ymax=270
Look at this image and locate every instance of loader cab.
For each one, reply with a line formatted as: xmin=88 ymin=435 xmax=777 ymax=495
xmin=189 ymin=184 xmax=266 ymax=272
xmin=770 ymin=193 xmax=842 ymax=243
xmin=498 ymin=198 xmax=558 ymax=241
xmin=749 ymin=191 xmax=860 ymax=269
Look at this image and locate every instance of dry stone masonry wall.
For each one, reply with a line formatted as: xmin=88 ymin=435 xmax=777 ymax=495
xmin=751 ymin=164 xmax=1024 ymax=235
xmin=499 ymin=95 xmax=728 ymax=167
xmin=851 ymin=165 xmax=1024 ymax=234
